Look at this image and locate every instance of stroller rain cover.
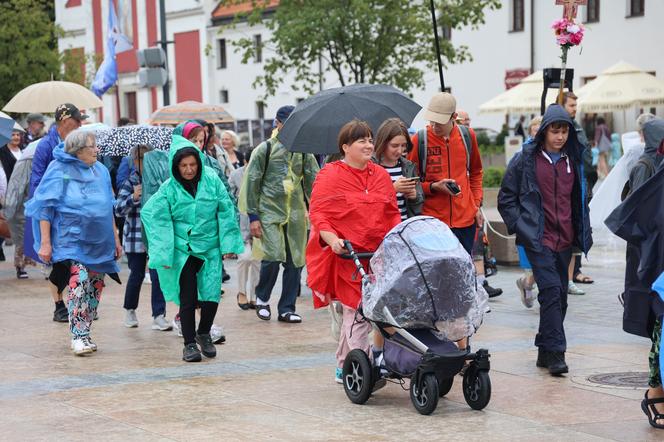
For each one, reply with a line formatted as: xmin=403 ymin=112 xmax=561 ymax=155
xmin=362 ymin=216 xmax=488 ymax=341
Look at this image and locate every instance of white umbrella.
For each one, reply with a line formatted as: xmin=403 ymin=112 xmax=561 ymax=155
xmin=2 ymin=81 xmax=103 ymax=113
xmin=479 ymin=71 xmax=562 ymax=115
xmin=576 ymin=61 xmax=664 ymax=112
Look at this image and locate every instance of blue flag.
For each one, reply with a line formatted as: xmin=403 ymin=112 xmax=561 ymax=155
xmin=91 ymin=2 xmax=130 ymax=97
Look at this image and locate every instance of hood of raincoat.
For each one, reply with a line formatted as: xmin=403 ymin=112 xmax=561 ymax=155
xmin=642 ymin=118 xmax=664 ymax=157
xmin=170 ymin=140 xmax=203 ymax=197
xmin=529 ymin=104 xmax=582 ymax=161
xmin=24 ymin=142 xmax=119 ymax=273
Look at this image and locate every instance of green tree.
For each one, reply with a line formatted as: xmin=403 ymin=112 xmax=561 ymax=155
xmin=0 ymin=0 xmax=63 ymax=108
xmin=222 ymin=0 xmax=501 ymax=98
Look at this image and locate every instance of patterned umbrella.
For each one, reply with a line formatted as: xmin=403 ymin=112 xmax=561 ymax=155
xmin=148 ymin=101 xmax=234 ymax=125
xmin=96 ymin=125 xmax=174 ymax=157
xmin=0 ymin=111 xmax=23 ymax=146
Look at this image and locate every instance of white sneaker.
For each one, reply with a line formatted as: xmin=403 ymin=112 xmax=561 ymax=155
xmin=83 ymin=336 xmax=97 ymax=351
xmin=517 ymin=277 xmax=536 ymax=308
xmin=151 ymin=314 xmax=173 ymax=331
xmin=143 ymin=273 xmax=152 ymax=284
xmin=71 ymin=338 xmax=93 ymax=355
xmin=124 ymin=309 xmax=139 ymax=328
xmin=172 ymin=317 xmax=182 ymax=337
xmin=210 ymin=324 xmax=225 ymax=344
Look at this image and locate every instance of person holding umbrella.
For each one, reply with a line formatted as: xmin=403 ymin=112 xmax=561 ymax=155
xmin=306 ymin=119 xmax=402 ymax=383
xmin=140 ymin=135 xmax=243 ymax=362
xmin=114 ymin=144 xmax=171 ymax=331
xmin=239 ymin=105 xmax=319 ymax=323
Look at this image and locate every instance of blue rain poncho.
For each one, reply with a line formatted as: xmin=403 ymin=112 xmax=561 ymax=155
xmin=24 ymin=143 xmax=119 ymax=274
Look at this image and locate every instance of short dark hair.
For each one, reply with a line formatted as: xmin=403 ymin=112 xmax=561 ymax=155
xmin=374 ymin=118 xmax=411 ymax=161
xmin=337 ymin=119 xmax=372 ymax=156
xmin=596 ymin=117 xmax=606 ymax=125
xmin=562 ymin=92 xmax=577 ymax=105
xmin=548 ymin=121 xmax=569 ymax=131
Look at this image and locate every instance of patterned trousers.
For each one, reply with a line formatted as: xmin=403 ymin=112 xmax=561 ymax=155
xmin=67 ymin=262 xmax=105 ymax=338
xmin=649 ymin=319 xmax=662 ymax=388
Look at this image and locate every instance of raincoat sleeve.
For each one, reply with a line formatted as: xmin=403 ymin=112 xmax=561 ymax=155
xmin=628 ymin=161 xmax=654 ymax=194
xmin=239 ymin=142 xmax=267 ymax=217
xmin=308 ymin=166 xmax=341 ymax=235
xmin=303 ymin=153 xmax=319 ymax=201
xmin=140 ymin=188 xmax=174 ymax=268
xmin=141 ymin=150 xmax=169 ymax=206
xmin=215 ymin=177 xmax=244 ymax=255
xmin=25 ymin=164 xmax=63 ymax=222
xmin=497 ymin=152 xmax=522 ymax=234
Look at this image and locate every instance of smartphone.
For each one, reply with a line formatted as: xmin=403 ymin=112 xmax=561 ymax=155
xmin=404 ymin=177 xmax=419 ymax=182
xmin=446 ymin=181 xmax=461 ymax=195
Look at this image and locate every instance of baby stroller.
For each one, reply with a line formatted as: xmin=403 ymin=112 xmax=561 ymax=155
xmin=340 ymin=216 xmax=491 ymax=415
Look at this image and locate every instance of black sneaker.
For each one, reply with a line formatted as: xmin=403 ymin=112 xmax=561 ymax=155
xmin=53 ymin=306 xmax=69 ymax=323
xmin=536 ymin=348 xmax=547 ymax=368
xmin=195 ymin=334 xmax=217 ymax=358
xmin=16 ymin=269 xmax=28 ymax=279
xmin=536 ymin=349 xmax=568 ymax=375
xmin=222 ymin=269 xmax=231 ymax=283
xmin=182 ymin=343 xmax=202 ymax=362
xmin=483 ymin=280 xmax=503 ymax=298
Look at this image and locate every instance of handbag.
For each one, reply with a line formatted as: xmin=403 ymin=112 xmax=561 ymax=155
xmin=0 ymin=213 xmax=11 ymax=239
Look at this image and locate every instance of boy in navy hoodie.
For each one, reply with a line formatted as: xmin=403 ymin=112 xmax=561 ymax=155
xmin=498 ymin=105 xmax=592 ymax=376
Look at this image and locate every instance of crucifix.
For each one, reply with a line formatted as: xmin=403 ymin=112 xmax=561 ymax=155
xmin=556 ymin=0 xmax=587 ymax=20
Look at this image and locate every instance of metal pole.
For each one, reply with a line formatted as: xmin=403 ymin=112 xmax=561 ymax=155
xmin=429 ymin=0 xmax=445 ymax=91
xmin=159 ymin=0 xmax=170 ymax=106
xmin=530 ymin=0 xmax=535 ymax=73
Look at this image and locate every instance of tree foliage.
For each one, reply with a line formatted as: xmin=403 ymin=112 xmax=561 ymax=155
xmin=0 ymin=0 xmax=63 ymax=108
xmin=222 ymin=0 xmax=501 ymax=98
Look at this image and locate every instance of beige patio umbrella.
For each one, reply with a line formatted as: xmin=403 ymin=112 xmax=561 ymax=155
xmin=3 ymin=81 xmax=103 ymax=113
xmin=148 ymin=101 xmax=234 ymax=125
xmin=576 ymin=61 xmax=664 ymax=112
xmin=479 ymin=71 xmax=562 ymax=115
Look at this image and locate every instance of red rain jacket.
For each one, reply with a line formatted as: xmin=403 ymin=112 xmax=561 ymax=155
xmin=306 ymin=161 xmax=401 ymax=309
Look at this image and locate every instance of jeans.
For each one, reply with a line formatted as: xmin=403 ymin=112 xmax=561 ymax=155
xmin=179 ymin=256 xmax=218 ymax=345
xmin=124 ymin=252 xmax=166 ymax=318
xmin=451 ymin=222 xmax=476 ymax=255
xmin=525 ymin=247 xmax=572 ymax=353
xmin=255 ymin=226 xmax=302 ymax=315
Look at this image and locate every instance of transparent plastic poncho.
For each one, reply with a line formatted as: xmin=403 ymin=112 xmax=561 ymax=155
xmin=362 ymin=216 xmax=488 ymax=341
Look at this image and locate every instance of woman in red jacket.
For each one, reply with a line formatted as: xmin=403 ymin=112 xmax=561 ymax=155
xmin=306 ymin=119 xmax=402 ymax=383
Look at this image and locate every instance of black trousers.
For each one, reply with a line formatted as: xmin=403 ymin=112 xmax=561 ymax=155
xmin=179 ymin=256 xmax=218 ymax=345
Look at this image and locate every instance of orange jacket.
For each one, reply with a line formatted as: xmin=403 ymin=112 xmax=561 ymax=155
xmin=407 ymin=124 xmax=483 ymax=228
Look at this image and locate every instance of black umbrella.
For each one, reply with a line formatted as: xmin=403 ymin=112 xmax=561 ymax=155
xmin=278 ymin=84 xmax=422 ymax=154
xmin=96 ymin=125 xmax=174 ymax=157
xmin=605 ymin=166 xmax=664 ymax=283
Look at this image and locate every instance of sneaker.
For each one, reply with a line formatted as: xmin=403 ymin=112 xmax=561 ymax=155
xmin=151 ymin=314 xmax=173 ymax=331
xmin=195 ymin=334 xmax=217 ymax=358
xmin=124 ymin=309 xmax=139 ymax=328
xmin=53 ymin=305 xmax=69 ymax=323
xmin=16 ymin=268 xmax=28 ymax=279
xmin=568 ymin=281 xmax=585 ymax=295
xmin=71 ymin=338 xmax=93 ymax=355
xmin=210 ymin=324 xmax=225 ymax=344
xmin=537 ymin=349 xmax=568 ymax=375
xmin=143 ymin=273 xmax=152 ymax=284
xmin=483 ymin=280 xmax=503 ymax=298
xmin=173 ymin=317 xmax=182 ymax=337
xmin=83 ymin=336 xmax=97 ymax=351
xmin=335 ymin=367 xmax=343 ymax=384
xmin=517 ymin=277 xmax=536 ymax=308
xmin=182 ymin=343 xmax=202 ymax=362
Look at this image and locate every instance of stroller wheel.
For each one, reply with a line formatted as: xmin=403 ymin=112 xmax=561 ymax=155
xmin=410 ymin=374 xmax=439 ymax=415
xmin=342 ymin=349 xmax=374 ymax=405
xmin=438 ymin=377 xmax=454 ymax=397
xmin=462 ymin=366 xmax=491 ymax=410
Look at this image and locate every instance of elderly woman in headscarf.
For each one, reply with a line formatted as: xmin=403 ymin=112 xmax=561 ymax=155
xmin=25 ymin=130 xmax=122 ymax=356
xmin=141 ymin=133 xmax=243 ymax=362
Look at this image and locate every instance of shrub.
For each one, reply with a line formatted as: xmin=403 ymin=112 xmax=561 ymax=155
xmin=483 ymin=166 xmax=505 ymax=188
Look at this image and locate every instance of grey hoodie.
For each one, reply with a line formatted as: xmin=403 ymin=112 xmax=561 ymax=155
xmin=628 ymin=118 xmax=664 ymax=192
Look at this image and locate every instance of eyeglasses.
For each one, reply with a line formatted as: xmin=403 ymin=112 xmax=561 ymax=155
xmin=84 ymin=145 xmax=98 ymax=150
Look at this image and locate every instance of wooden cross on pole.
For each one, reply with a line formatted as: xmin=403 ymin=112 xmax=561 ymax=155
xmin=556 ymin=0 xmax=587 ymax=20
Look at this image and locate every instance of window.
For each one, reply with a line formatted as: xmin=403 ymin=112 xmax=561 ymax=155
xmin=585 ymin=0 xmax=599 ymax=23
xmin=253 ymin=34 xmax=262 ymax=63
xmin=66 ymin=0 xmax=82 ymax=7
xmin=510 ymin=0 xmax=524 ymax=32
xmin=628 ymin=0 xmax=644 ymax=17
xmin=256 ymin=101 xmax=265 ymax=120
xmin=217 ymin=39 xmax=227 ymax=69
xmin=219 ymin=89 xmax=229 ymax=104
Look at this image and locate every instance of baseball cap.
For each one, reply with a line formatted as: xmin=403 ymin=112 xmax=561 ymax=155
xmin=55 ymin=103 xmax=89 ymax=122
xmin=26 ymin=113 xmax=46 ymax=123
xmin=423 ymin=92 xmax=456 ymax=125
xmin=276 ymin=105 xmax=295 ymax=123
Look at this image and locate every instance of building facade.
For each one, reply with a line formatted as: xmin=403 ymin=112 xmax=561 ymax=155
xmin=56 ymin=0 xmax=663 ymax=139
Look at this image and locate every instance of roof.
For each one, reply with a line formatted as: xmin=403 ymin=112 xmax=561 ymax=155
xmin=211 ymin=0 xmax=279 ymax=20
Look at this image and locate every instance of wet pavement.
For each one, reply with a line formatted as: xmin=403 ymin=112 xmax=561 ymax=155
xmin=0 ymin=240 xmax=661 ymax=441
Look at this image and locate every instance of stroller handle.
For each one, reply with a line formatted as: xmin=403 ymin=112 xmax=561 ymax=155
xmin=340 ymin=240 xmax=374 ymax=260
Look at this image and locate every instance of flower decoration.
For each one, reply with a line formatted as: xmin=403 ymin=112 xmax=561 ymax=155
xmin=552 ymin=18 xmax=585 ymax=48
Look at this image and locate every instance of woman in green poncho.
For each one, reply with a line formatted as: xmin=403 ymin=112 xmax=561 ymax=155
xmin=141 ymin=135 xmax=243 ymax=362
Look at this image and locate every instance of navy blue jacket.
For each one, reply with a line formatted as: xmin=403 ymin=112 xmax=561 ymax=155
xmin=498 ymin=105 xmax=593 ymax=254
xmin=29 ymin=125 xmax=61 ymax=197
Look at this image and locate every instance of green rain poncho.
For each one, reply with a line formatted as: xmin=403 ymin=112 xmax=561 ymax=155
xmin=239 ymin=135 xmax=319 ymax=267
xmin=141 ymin=136 xmax=243 ymax=304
